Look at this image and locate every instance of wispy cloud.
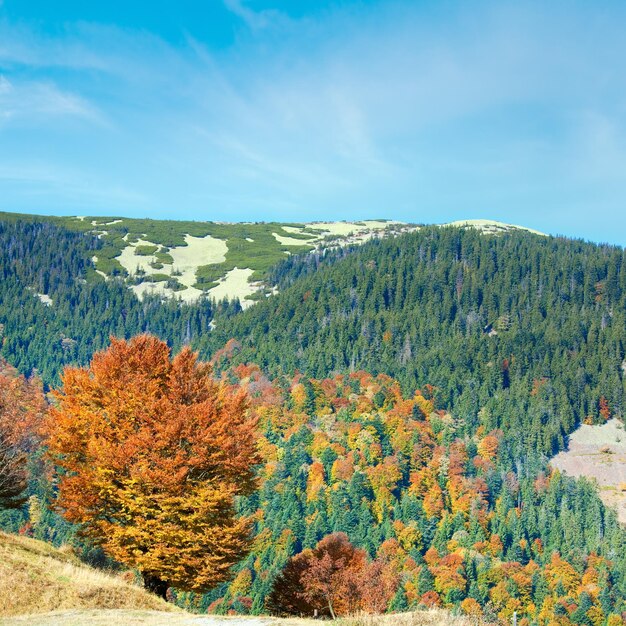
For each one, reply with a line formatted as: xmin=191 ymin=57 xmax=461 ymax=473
xmin=0 ymin=161 xmax=149 ymax=210
xmin=0 ymin=2 xmax=625 ymax=243
xmin=0 ymin=75 xmax=104 ymax=126
xmin=221 ymin=0 xmax=283 ymax=31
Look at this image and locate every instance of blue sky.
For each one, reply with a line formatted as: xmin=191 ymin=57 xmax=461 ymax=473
xmin=1 ymin=1 xmax=625 ymax=245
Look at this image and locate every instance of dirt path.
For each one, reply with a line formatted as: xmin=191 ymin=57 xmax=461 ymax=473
xmin=0 ymin=610 xmax=280 ymax=626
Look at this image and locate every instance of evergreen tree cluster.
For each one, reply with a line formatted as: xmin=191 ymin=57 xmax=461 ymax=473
xmin=180 ymin=367 xmax=625 ymax=623
xmin=203 ymin=226 xmax=626 ymax=462
xmin=0 ymin=220 xmax=236 ymax=386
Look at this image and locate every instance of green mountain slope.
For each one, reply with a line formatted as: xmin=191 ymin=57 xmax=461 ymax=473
xmin=201 ymin=226 xmax=626 ymax=464
xmin=0 ymin=220 xmax=219 ymax=386
xmin=0 ymin=211 xmax=545 ymax=308
xmin=0 ymin=211 xmax=410 ymax=306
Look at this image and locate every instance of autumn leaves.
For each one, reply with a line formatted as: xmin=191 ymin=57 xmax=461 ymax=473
xmin=2 ymin=334 xmax=625 ymax=623
xmin=0 ymin=362 xmax=46 ymax=510
xmin=44 ymin=335 xmax=259 ymax=599
xmin=267 ymin=532 xmax=398 ymax=618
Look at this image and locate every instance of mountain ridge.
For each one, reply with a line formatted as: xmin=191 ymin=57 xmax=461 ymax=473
xmin=0 ymin=211 xmax=547 ymax=306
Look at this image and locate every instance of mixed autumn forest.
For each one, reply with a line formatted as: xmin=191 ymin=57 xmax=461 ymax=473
xmin=1 ymin=216 xmax=626 ymax=625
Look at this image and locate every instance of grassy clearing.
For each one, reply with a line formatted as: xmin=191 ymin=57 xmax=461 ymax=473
xmin=73 ymin=216 xmax=400 ymax=303
xmin=207 ymin=268 xmax=258 ymax=308
xmin=442 ymin=219 xmax=546 ymax=236
xmin=551 ymin=418 xmax=626 ymax=523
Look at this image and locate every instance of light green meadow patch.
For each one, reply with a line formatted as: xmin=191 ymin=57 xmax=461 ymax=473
xmin=0 ymin=212 xmax=426 ymax=304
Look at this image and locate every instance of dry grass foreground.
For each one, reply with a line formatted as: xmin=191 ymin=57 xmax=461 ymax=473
xmin=2 ymin=612 xmax=479 ymax=626
xmin=0 ymin=531 xmax=482 ymax=625
xmin=337 ymin=612 xmax=481 ymax=626
xmin=0 ymin=531 xmax=174 ymax=619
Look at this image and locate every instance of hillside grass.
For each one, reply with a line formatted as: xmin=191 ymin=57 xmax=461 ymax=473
xmin=0 ymin=211 xmax=418 ymax=305
xmin=0 ymin=211 xmax=406 ymax=297
xmin=0 ymin=531 xmax=175 ymax=618
xmin=551 ymin=418 xmax=626 ymax=524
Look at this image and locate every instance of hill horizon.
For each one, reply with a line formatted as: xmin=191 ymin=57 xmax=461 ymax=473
xmin=5 ymin=208 xmax=623 ymax=247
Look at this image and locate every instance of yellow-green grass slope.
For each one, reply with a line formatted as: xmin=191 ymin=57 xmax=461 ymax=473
xmin=0 ymin=210 xmax=544 ymax=307
xmin=0 ymin=211 xmax=407 ymax=306
xmin=0 ymin=531 xmax=175 ymax=620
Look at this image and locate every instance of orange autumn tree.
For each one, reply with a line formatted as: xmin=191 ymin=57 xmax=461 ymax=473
xmin=0 ymin=360 xmax=46 ymax=509
xmin=267 ymin=532 xmax=397 ymax=619
xmin=44 ymin=335 xmax=259 ymax=599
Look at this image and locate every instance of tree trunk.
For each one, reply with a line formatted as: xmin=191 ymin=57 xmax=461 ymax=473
xmin=327 ymin=599 xmax=336 ymax=620
xmin=143 ymin=572 xmax=169 ymax=600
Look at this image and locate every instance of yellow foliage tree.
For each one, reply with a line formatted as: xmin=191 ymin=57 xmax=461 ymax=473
xmin=45 ymin=335 xmax=259 ymax=599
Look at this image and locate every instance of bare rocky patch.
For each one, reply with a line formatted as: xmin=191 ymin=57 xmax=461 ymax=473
xmin=551 ymin=418 xmax=626 ymax=523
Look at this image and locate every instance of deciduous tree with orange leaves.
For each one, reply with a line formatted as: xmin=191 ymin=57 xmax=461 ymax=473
xmin=267 ymin=532 xmax=398 ymax=619
xmin=44 ymin=335 xmax=259 ymax=599
xmin=0 ymin=360 xmax=46 ymax=509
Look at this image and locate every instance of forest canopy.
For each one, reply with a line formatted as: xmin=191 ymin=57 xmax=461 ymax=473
xmin=0 ymin=215 xmax=625 ymax=624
